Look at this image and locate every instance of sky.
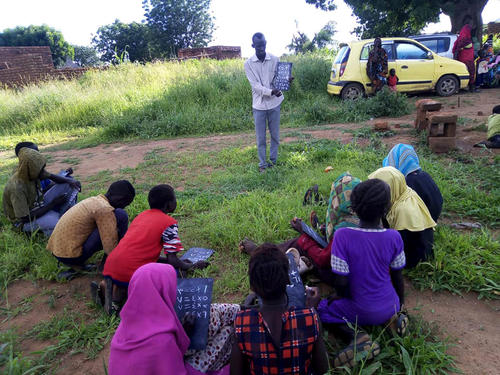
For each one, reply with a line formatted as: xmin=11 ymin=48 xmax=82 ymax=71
xmin=1 ymin=0 xmax=499 ymax=58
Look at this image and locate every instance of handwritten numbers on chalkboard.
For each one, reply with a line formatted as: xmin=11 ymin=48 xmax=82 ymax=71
xmin=273 ymin=62 xmax=293 ymax=91
xmin=175 ymin=278 xmax=214 ymax=350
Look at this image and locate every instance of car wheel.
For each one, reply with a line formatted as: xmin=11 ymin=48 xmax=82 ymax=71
xmin=341 ymin=83 xmax=364 ymax=100
xmin=436 ymin=75 xmax=459 ymax=96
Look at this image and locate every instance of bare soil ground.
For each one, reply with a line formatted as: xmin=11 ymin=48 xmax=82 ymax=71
xmin=1 ymin=89 xmax=499 ymax=374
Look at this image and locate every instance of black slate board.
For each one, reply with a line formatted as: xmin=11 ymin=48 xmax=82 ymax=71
xmin=273 ymin=62 xmax=293 ymax=91
xmin=175 ymin=278 xmax=213 ymax=350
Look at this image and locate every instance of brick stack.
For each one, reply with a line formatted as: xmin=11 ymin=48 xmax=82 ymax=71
xmin=414 ymin=99 xmax=442 ymax=131
xmin=0 ymin=46 xmax=89 ymax=88
xmin=178 ymin=46 xmax=241 ymax=60
xmin=427 ymin=112 xmax=458 ymax=153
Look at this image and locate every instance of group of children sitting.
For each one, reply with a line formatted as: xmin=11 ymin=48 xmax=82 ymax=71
xmin=3 ymin=141 xmax=445 ymax=373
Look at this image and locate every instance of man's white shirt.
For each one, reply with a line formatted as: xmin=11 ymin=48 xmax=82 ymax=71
xmin=244 ymin=53 xmax=284 ymax=110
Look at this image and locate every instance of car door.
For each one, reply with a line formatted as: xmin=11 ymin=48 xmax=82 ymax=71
xmin=394 ymin=41 xmax=435 ymax=92
xmin=359 ymin=42 xmax=396 ymax=94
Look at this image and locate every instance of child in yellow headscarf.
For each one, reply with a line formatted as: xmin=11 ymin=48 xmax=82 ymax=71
xmin=368 ymin=167 xmax=436 ymax=268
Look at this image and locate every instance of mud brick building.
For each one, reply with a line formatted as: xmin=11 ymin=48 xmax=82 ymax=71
xmin=0 ymin=46 xmax=87 ymax=88
xmin=177 ymin=45 xmax=241 ymax=60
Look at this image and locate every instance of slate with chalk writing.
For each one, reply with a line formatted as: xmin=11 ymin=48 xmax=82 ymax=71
xmin=180 ymin=247 xmax=214 ymax=263
xmin=285 ymin=252 xmax=306 ymax=308
xmin=300 ymin=221 xmax=328 ymax=248
xmin=272 ymin=62 xmax=293 ymax=91
xmin=175 ymin=278 xmax=213 ymax=350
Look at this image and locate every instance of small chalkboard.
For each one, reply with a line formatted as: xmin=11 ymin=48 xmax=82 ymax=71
xmin=273 ymin=62 xmax=293 ymax=91
xmin=180 ymin=248 xmax=214 ymax=263
xmin=175 ymin=278 xmax=213 ymax=350
xmin=300 ymin=221 xmax=328 ymax=248
xmin=286 ymin=252 xmax=306 ymax=308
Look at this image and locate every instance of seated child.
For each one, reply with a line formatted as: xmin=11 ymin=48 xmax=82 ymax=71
xmin=230 ymin=244 xmax=329 ymax=375
xmin=383 ymin=144 xmax=443 ymax=222
xmin=109 ymin=263 xmax=240 ymax=375
xmin=387 ymin=68 xmax=399 ymax=92
xmin=239 ymin=172 xmax=361 ymax=285
xmin=3 ymin=146 xmax=79 ymax=237
xmin=475 ymin=105 xmax=500 ymax=148
xmin=316 ymin=179 xmax=407 ymax=368
xmin=96 ymin=184 xmax=208 ymax=314
xmin=368 ymin=167 xmax=436 ymax=268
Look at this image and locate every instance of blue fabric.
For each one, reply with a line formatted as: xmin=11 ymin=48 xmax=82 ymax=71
xmin=383 ymin=144 xmax=421 ymax=177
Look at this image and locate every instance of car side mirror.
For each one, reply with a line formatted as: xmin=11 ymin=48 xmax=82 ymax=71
xmin=426 ymin=51 xmax=433 ymax=59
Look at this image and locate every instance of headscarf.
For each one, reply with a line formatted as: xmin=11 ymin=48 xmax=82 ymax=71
xmin=325 ymin=172 xmax=361 ymax=240
xmin=109 ymin=263 xmax=190 ymax=375
xmin=383 ymin=144 xmax=421 ymax=177
xmin=368 ymin=167 xmax=436 ymax=232
xmin=16 ymin=147 xmax=47 ymax=183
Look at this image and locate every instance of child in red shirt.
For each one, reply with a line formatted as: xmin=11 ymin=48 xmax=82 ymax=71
xmin=92 ymin=184 xmax=208 ymax=314
xmin=387 ymin=68 xmax=399 ymax=92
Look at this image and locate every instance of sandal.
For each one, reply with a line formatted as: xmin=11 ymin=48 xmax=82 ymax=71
xmin=57 ymin=269 xmax=78 ymax=281
xmin=90 ymin=281 xmax=104 ymax=307
xmin=286 ymin=248 xmax=301 ymax=268
xmin=334 ymin=334 xmax=380 ymax=368
xmin=310 ymin=211 xmax=319 ymax=229
xmin=388 ymin=311 xmax=409 ymax=337
xmin=303 ymin=185 xmax=319 ymax=205
xmin=299 ymin=256 xmax=314 ymax=274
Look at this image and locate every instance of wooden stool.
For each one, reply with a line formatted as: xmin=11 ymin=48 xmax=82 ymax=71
xmin=427 ymin=112 xmax=457 ymax=153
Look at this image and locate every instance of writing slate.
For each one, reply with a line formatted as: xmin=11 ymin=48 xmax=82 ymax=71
xmin=286 ymin=252 xmax=306 ymax=308
xmin=300 ymin=221 xmax=328 ymax=248
xmin=180 ymin=247 xmax=214 ymax=263
xmin=273 ymin=62 xmax=293 ymax=91
xmin=175 ymin=278 xmax=213 ymax=350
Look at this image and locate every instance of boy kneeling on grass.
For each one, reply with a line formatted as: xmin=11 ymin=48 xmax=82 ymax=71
xmin=93 ymin=184 xmax=208 ymax=315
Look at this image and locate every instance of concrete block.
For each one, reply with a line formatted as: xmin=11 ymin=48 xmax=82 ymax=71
xmin=428 ymin=136 xmax=456 ymax=153
xmin=429 ymin=112 xmax=457 ymax=124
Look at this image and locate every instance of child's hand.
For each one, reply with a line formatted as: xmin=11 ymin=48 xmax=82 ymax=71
xmin=191 ymin=261 xmax=209 ymax=270
xmin=181 ymin=312 xmax=196 ymax=336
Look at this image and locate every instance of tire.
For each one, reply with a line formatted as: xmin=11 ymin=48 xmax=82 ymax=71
xmin=435 ymin=75 xmax=459 ymax=96
xmin=341 ymin=83 xmax=364 ymax=100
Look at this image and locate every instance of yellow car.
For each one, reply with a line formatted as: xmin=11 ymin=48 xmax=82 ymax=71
xmin=327 ymin=37 xmax=470 ymax=100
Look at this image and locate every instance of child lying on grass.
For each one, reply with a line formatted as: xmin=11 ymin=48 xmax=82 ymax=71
xmin=315 ymin=178 xmax=408 ymax=368
xmin=93 ymin=184 xmax=208 ymax=314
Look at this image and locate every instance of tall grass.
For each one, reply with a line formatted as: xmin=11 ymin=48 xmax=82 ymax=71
xmin=0 ymin=55 xmax=410 ymax=149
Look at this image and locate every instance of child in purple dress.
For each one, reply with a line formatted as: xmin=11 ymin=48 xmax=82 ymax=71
xmin=316 ymin=179 xmax=407 ymax=368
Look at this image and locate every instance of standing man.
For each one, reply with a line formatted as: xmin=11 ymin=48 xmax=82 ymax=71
xmin=245 ymin=33 xmax=287 ymax=172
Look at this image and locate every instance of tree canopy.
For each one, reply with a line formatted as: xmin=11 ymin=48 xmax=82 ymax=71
xmin=0 ymin=25 xmax=74 ymax=67
xmin=305 ymin=0 xmax=489 ymax=41
xmin=143 ymin=0 xmax=215 ymax=57
xmin=72 ymin=45 xmax=100 ymax=67
xmin=92 ymin=20 xmax=153 ymax=63
xmin=287 ymin=22 xmax=336 ymax=54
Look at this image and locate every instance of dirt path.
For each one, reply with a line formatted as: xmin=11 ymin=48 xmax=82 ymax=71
xmin=405 ymin=282 xmax=500 ymax=375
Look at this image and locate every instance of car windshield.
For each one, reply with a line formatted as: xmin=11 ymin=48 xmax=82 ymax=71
xmin=334 ymin=46 xmax=350 ymax=64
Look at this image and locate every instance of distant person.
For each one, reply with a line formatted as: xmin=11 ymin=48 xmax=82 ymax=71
xmin=230 ymin=244 xmax=329 ymax=375
xmin=47 ymin=180 xmax=135 ymax=280
xmin=366 ymin=37 xmax=388 ymax=93
xmin=316 ymin=179 xmax=407 ymax=369
xmin=475 ymin=105 xmax=500 ymax=148
xmin=3 ymin=146 xmax=79 ymax=237
xmin=453 ymin=23 xmax=477 ymax=92
xmin=368 ymin=167 xmax=436 ymax=268
xmin=109 ymin=263 xmax=240 ymax=375
xmin=244 ymin=32 xmax=292 ymax=173
xmin=387 ymin=68 xmax=399 ymax=92
xmin=96 ymin=184 xmax=208 ymax=314
xmin=383 ymin=144 xmax=443 ymax=222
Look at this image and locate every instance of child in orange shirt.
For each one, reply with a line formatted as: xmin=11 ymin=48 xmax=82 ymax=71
xmin=387 ymin=68 xmax=399 ymax=92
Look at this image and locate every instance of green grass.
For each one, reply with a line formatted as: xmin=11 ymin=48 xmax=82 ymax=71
xmin=0 ymin=55 xmax=410 ymax=150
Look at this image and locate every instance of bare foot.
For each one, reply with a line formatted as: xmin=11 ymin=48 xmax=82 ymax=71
xmin=290 ymin=217 xmax=303 ymax=233
xmin=239 ymin=238 xmax=258 ymax=255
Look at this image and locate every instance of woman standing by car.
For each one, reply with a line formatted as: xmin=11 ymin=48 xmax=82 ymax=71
xmin=367 ymin=37 xmax=388 ymax=93
xmin=453 ymin=23 xmax=477 ymax=92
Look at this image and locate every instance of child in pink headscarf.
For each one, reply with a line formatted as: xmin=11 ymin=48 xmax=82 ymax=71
xmin=109 ymin=263 xmax=239 ymax=375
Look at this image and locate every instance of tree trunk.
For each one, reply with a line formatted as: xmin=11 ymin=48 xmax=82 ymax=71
xmin=442 ymin=0 xmax=489 ymax=42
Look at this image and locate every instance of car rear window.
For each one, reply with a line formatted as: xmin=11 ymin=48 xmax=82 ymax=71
xmin=334 ymin=46 xmax=350 ymax=64
xmin=415 ymin=37 xmax=450 ymax=53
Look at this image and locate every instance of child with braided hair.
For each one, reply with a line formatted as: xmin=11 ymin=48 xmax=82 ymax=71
xmin=315 ymin=179 xmax=407 ymax=369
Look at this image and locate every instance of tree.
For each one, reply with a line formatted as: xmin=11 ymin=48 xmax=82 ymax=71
xmin=305 ymin=0 xmax=489 ymax=42
xmin=0 ymin=25 xmax=74 ymax=67
xmin=92 ymin=20 xmax=154 ymax=63
xmin=73 ymin=45 xmax=100 ymax=67
xmin=143 ymin=0 xmax=215 ymax=57
xmin=287 ymin=22 xmax=336 ymax=54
